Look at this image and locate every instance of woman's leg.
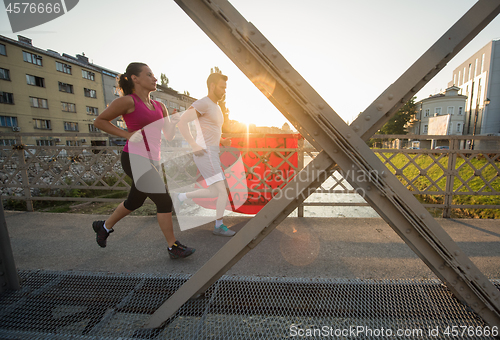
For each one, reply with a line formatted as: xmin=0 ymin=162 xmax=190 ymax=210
xmin=157 ymin=212 xmax=176 ymax=247
xmin=105 ymin=202 xmax=132 ymax=229
xmin=150 ymin=192 xmax=195 ymax=258
xmin=110 ymin=151 xmax=147 ymax=228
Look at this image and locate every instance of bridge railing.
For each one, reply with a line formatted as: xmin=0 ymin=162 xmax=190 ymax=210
xmin=1 ymin=132 xmax=499 ymax=218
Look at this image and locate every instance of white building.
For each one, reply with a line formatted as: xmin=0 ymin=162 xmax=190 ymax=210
xmin=411 ymin=86 xmax=467 ymax=148
xmin=448 ymin=39 xmax=500 ymax=148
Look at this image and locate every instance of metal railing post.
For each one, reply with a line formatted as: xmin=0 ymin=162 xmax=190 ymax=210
xmin=0 ymin=198 xmax=21 ymax=292
xmin=297 ymin=138 xmax=304 ymax=217
xmin=443 ymin=138 xmax=458 ymax=218
xmin=15 ymin=134 xmax=33 ymax=212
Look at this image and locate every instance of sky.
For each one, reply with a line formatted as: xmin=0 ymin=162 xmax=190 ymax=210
xmin=1 ymin=0 xmax=499 ymax=128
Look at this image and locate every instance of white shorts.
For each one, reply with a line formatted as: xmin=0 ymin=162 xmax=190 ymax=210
xmin=193 ymin=146 xmax=225 ymax=186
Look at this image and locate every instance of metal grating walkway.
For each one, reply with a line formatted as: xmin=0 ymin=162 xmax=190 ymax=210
xmin=0 ymin=270 xmax=498 ymax=339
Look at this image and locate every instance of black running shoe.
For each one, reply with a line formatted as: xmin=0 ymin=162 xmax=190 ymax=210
xmin=92 ymin=220 xmax=113 ymax=248
xmin=168 ymin=240 xmax=195 ymax=259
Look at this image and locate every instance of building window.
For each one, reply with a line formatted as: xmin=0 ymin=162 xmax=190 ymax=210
xmin=0 ymin=139 xmax=16 ymax=146
xmin=26 ymin=74 xmax=45 ymax=87
xmin=33 ymin=119 xmax=51 ymax=129
xmin=435 ymin=107 xmax=442 ymax=115
xmin=180 ymin=106 xmax=186 ymax=111
xmin=56 ymin=61 xmax=72 ymax=74
xmin=66 ymin=140 xmax=82 ymax=146
xmin=30 ymin=97 xmax=48 ymax=108
xmin=113 ymin=86 xmax=120 ymax=96
xmin=59 ymin=82 xmax=74 ymax=93
xmin=424 ymin=109 xmax=430 ymax=117
xmin=457 ymin=123 xmax=462 ymax=133
xmin=423 ymin=125 xmax=428 ymax=134
xmin=23 ymin=51 xmax=42 ymax=66
xmin=62 ymin=102 xmax=76 ymax=112
xmin=447 ymin=107 xmax=454 ymax=115
xmin=0 ymin=116 xmax=18 ymax=127
xmin=82 ymin=69 xmax=95 ymax=81
xmin=36 ymin=140 xmax=54 ymax=146
xmin=84 ymin=88 xmax=97 ymax=98
xmin=458 ymin=107 xmax=463 ymax=115
xmin=89 ymin=124 xmax=100 ymax=132
xmin=86 ymin=106 xmax=98 ymax=115
xmin=0 ymin=68 xmax=10 ymax=80
xmin=64 ymin=121 xmax=79 ymax=131
xmin=0 ymin=43 xmax=6 ymax=56
xmin=0 ymin=92 xmax=14 ymax=104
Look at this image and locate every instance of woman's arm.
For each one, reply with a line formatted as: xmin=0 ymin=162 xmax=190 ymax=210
xmin=93 ymin=96 xmax=135 ymax=139
xmin=160 ymin=103 xmax=179 ymax=141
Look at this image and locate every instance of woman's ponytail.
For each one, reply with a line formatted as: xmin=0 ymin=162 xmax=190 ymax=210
xmin=117 ymin=62 xmax=148 ymax=96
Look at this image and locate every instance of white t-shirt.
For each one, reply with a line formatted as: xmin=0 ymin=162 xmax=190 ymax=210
xmin=192 ymin=96 xmax=224 ymax=148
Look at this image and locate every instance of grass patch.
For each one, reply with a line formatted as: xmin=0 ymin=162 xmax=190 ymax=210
xmin=376 ymin=152 xmax=500 ymax=218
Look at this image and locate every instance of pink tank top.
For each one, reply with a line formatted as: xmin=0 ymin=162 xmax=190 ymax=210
xmin=122 ymin=93 xmax=164 ymax=160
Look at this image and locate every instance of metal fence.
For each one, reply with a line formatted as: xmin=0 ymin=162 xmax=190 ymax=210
xmin=1 ymin=132 xmax=499 ymax=218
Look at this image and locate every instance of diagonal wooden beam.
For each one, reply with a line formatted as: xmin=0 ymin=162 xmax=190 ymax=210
xmin=144 ymin=0 xmax=500 ymax=329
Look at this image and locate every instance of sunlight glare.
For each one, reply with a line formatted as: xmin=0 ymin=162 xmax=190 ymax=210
xmin=251 ymin=73 xmax=276 ymax=99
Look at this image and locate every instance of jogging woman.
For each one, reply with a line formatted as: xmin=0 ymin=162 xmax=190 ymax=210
xmin=92 ymin=62 xmax=194 ymax=259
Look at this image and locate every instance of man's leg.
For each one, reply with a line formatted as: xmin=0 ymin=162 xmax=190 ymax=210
xmin=184 ymin=185 xmax=218 ymax=199
xmin=213 ymin=181 xmax=228 ymax=220
xmin=212 ymin=181 xmax=235 ymax=236
xmin=182 ymin=181 xmax=235 ymax=236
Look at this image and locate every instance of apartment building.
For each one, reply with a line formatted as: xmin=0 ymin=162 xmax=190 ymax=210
xmin=448 ymin=39 xmax=500 ymax=148
xmin=0 ymin=35 xmax=109 ymax=147
xmin=0 ymin=35 xmax=196 ymax=148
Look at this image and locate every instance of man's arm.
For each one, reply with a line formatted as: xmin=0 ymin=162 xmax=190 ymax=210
xmin=220 ymin=136 xmax=231 ymax=147
xmin=178 ymin=106 xmax=206 ymax=155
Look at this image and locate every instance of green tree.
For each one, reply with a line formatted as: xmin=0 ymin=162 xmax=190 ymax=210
xmin=210 ymin=67 xmax=231 ymax=132
xmin=377 ymin=97 xmax=417 ymax=135
xmin=160 ymin=73 xmax=169 ymax=87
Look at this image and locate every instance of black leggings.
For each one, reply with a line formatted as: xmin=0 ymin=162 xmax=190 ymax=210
xmin=121 ymin=151 xmax=173 ymax=213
